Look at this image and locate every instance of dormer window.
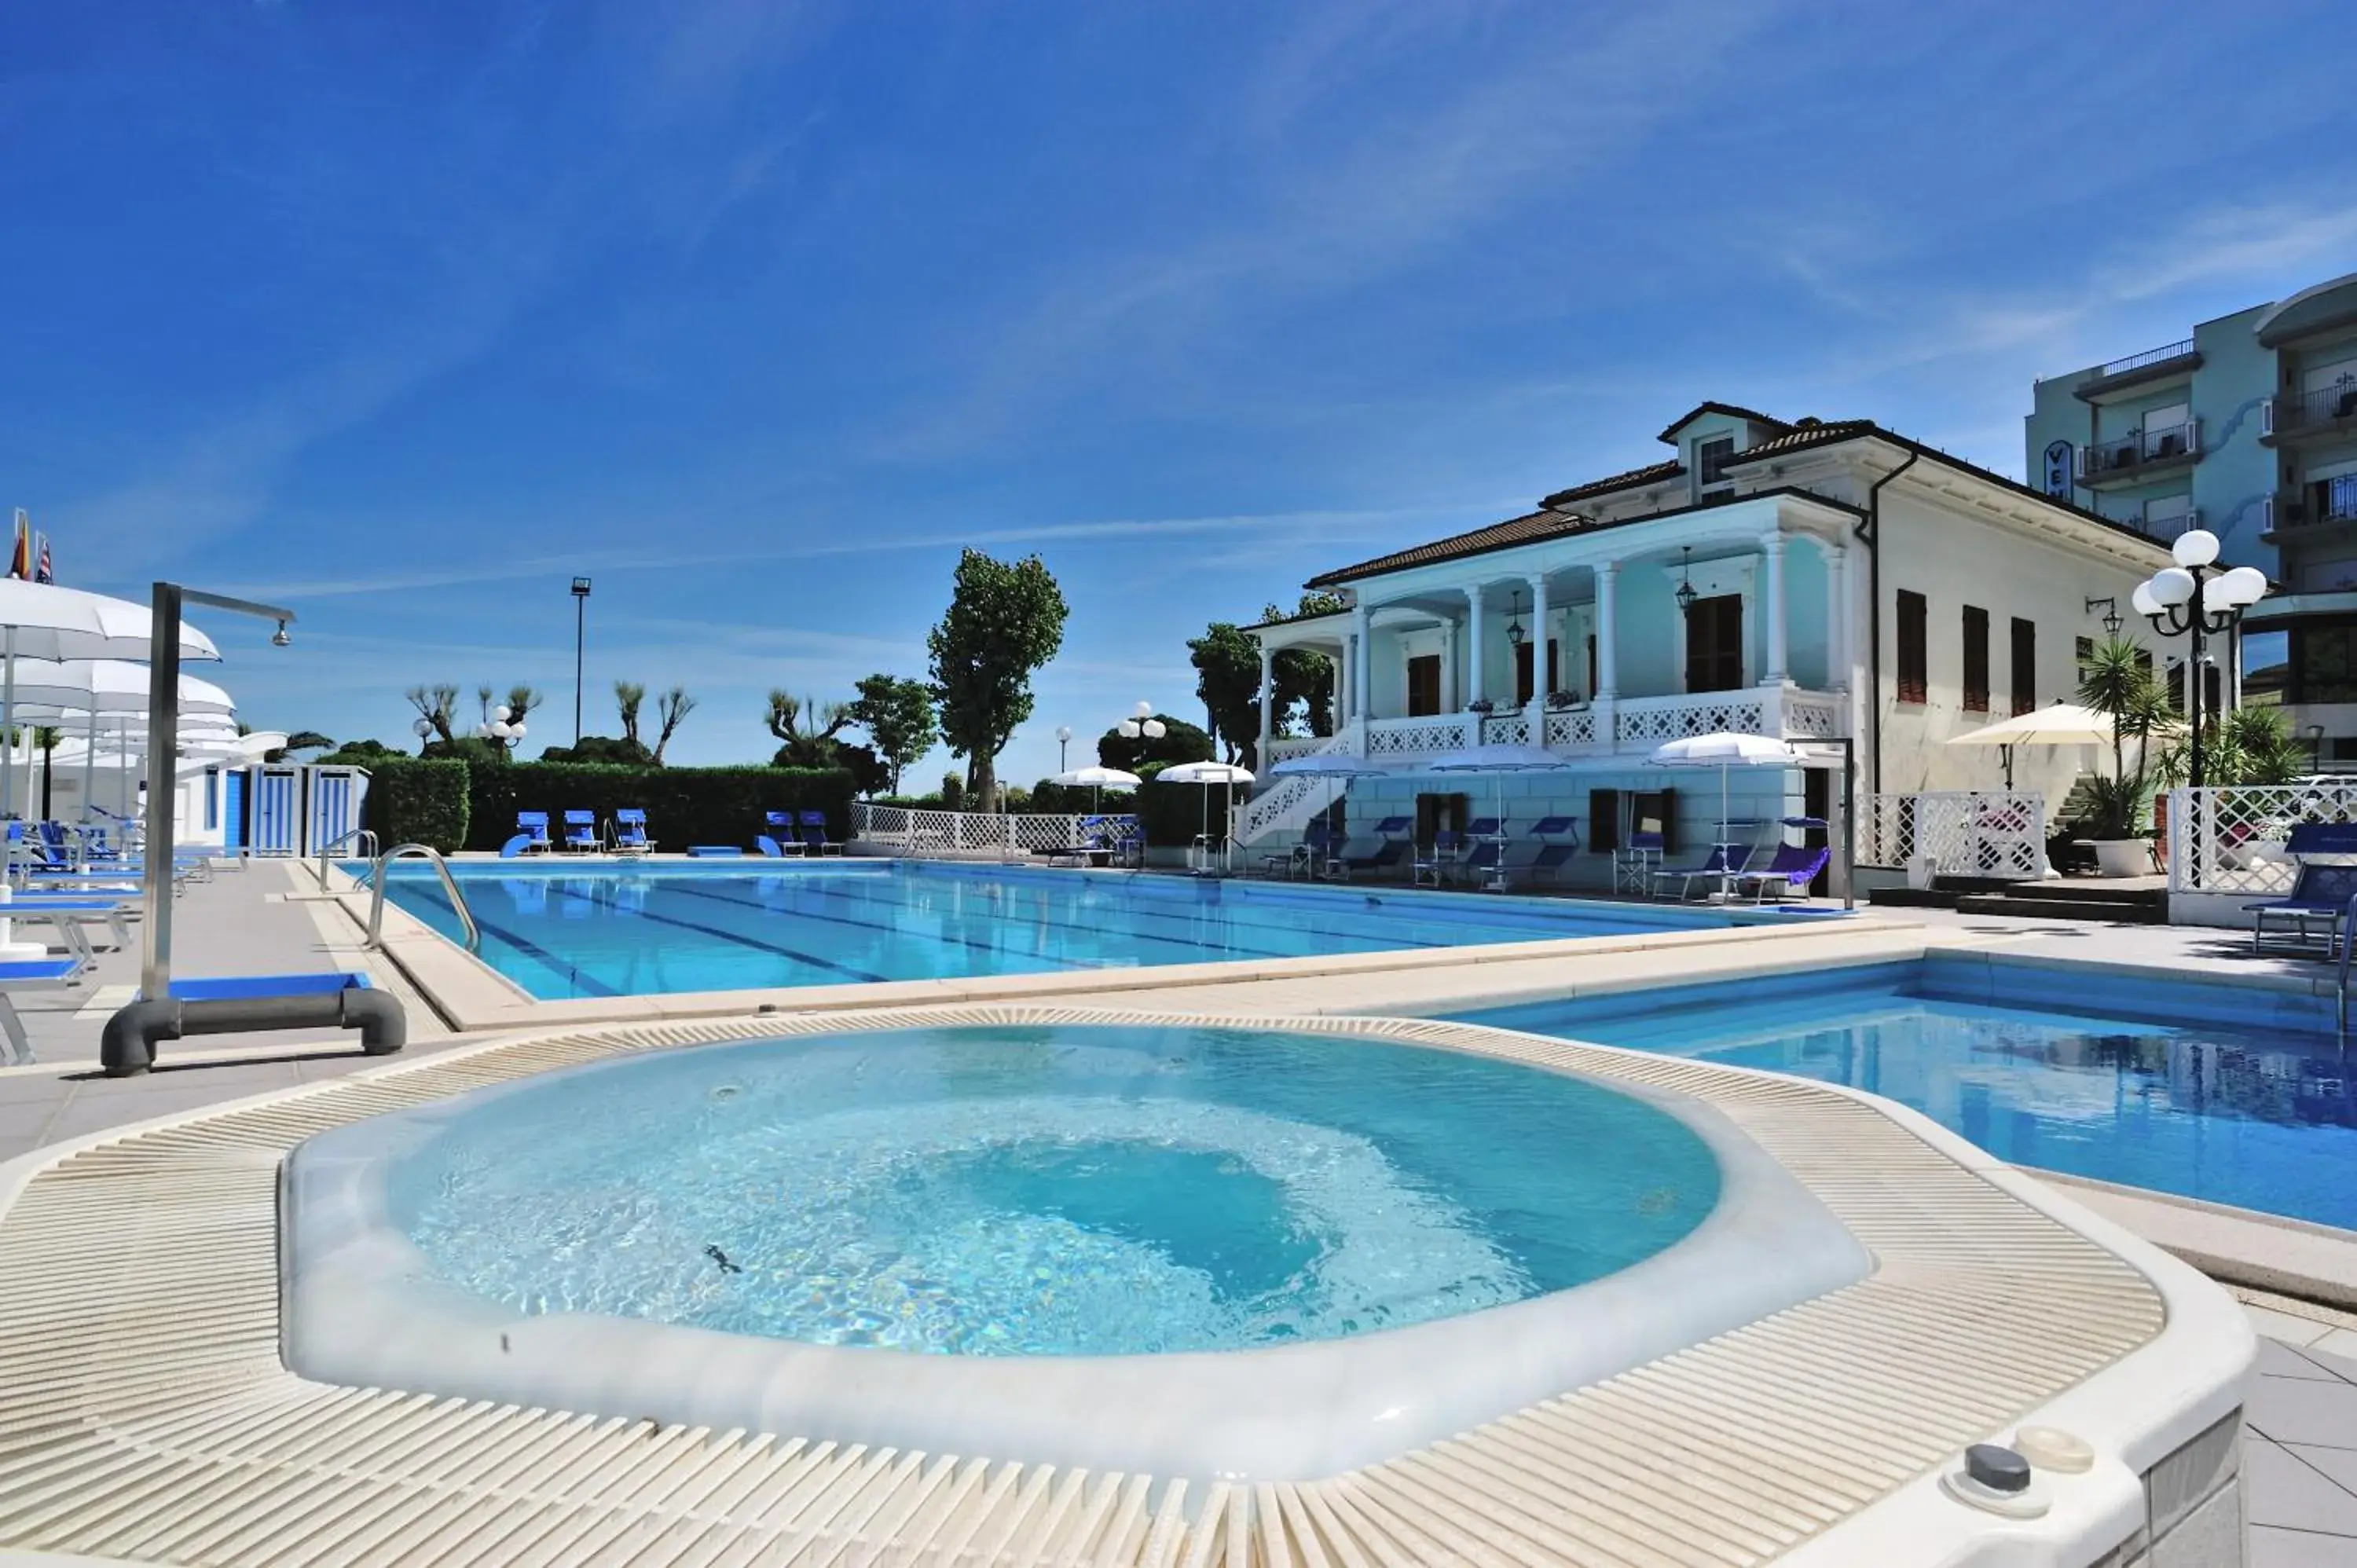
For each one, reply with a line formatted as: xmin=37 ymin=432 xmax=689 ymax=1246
xmin=1695 ymin=436 xmax=1736 ymax=493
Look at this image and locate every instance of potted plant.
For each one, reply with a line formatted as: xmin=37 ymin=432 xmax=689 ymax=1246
xmin=1465 ymin=697 xmax=1494 ymax=716
xmin=1545 ymin=689 xmax=1581 ymax=711
xmin=2073 ymin=636 xmax=2173 ymax=877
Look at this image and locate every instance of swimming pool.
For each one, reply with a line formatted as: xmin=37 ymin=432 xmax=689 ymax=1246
xmin=368 ymin=858 xmax=1796 ymax=998
xmin=1461 ymin=956 xmax=2355 ymax=1230
xmin=283 ymin=1013 xmax=1868 ymax=1478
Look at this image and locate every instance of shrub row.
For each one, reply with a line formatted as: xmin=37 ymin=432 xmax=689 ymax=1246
xmin=363 ymin=760 xmax=853 ymax=853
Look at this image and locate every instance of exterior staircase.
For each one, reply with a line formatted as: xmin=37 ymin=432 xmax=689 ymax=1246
xmin=1875 ymin=877 xmax=2168 ymax=924
xmin=1237 ymin=725 xmax=1358 ymax=845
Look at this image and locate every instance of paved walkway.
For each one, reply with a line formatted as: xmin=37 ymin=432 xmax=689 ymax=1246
xmin=2239 ymin=1291 xmax=2357 ymax=1562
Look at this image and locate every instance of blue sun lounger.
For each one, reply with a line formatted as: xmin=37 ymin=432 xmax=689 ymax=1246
xmin=797 ymin=811 xmax=845 ymax=856
xmin=508 ymin=811 xmax=553 ymax=856
xmin=560 ymin=810 xmax=599 ymax=853
xmin=1528 ymin=815 xmax=1582 ymax=885
xmin=612 ymin=808 xmax=651 ymax=855
xmin=2248 ymin=823 xmax=2357 ymax=954
xmin=1653 ymin=843 xmax=1753 ymax=901
xmin=0 ymin=953 xmax=88 ymax=1065
xmin=3 ymin=893 xmax=135 ymax=958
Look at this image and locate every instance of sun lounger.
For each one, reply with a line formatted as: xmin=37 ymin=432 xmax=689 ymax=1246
xmin=1732 ymin=843 xmax=1831 ymax=903
xmin=3 ymin=893 xmax=135 ymax=958
xmin=560 ymin=810 xmax=599 ymax=854
xmin=1413 ymin=830 xmax=1461 ymax=888
xmin=611 ymin=808 xmax=652 ymax=855
xmin=513 ymin=811 xmax=553 ymax=855
xmin=1528 ymin=815 xmax=1582 ymax=885
xmin=2249 ymin=825 xmax=2357 ymax=953
xmin=0 ymin=953 xmax=88 ymax=1065
xmin=1652 ymin=843 xmax=1753 ymax=901
xmin=1336 ymin=838 xmax=1408 ymax=880
xmin=797 ymin=811 xmax=845 ymax=856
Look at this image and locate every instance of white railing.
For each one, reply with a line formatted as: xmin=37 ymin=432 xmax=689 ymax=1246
xmin=2165 ymin=783 xmax=2357 ymax=896
xmin=1263 ymin=734 xmax=1335 ymax=766
xmin=852 ymin=803 xmax=1094 ymax=860
xmin=1860 ymin=791 xmax=2047 ymax=881
xmin=1614 ymin=691 xmax=1772 ymax=744
xmin=1781 ymin=690 xmax=1844 ymax=739
xmin=1479 ymin=712 xmax=1531 ymax=746
xmin=1543 ymin=707 xmax=1599 ymax=749
xmin=1365 ymin=713 xmax=1474 ymax=756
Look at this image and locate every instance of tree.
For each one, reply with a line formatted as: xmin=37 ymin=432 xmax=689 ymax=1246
xmin=314 ymin=738 xmax=406 ymax=765
xmin=1186 ymin=622 xmax=1262 ymax=764
xmin=766 ymin=690 xmax=851 ymax=768
xmin=1097 ymin=713 xmax=1213 ymax=774
xmin=539 ymin=735 xmax=651 ymax=765
xmin=404 ymin=684 xmax=460 ymax=748
xmin=653 ymin=686 xmax=696 ymax=765
xmin=35 ymin=727 xmax=57 ymax=819
xmin=848 ymin=674 xmax=937 ymax=794
xmin=836 ymin=742 xmax=890 ymax=797
xmin=281 ymin=731 xmax=335 ymax=753
xmin=2074 ymin=637 xmax=2175 ymax=838
xmin=928 ymin=549 xmax=1068 ymax=811
xmin=614 ymin=682 xmax=647 ymax=749
xmin=1261 ymin=593 xmax=1343 ymax=738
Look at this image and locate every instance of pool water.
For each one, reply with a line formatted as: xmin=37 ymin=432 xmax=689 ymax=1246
xmin=385 ymin=1024 xmax=1722 ymax=1356
xmin=371 ymin=859 xmax=1780 ymax=999
xmin=1461 ymin=958 xmax=2357 ymax=1230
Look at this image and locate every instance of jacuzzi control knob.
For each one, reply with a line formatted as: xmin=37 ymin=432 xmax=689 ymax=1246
xmin=1965 ymin=1444 xmax=2032 ymax=1494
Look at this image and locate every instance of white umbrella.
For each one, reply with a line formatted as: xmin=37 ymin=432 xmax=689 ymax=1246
xmin=1158 ymin=760 xmax=1254 ymax=866
xmin=1945 ymin=702 xmax=2117 ymax=789
xmin=1647 ymin=733 xmax=1805 ymax=901
xmin=0 ymin=582 xmax=222 ymax=822
xmin=1050 ymin=764 xmax=1142 ymax=814
xmin=1267 ymin=752 xmax=1397 ymax=841
xmin=1426 ymin=743 xmax=1572 ymax=842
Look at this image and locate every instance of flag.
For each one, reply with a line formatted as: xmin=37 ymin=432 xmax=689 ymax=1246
xmin=6 ymin=511 xmax=24 ymax=581
xmin=34 ymin=532 xmax=51 ymax=585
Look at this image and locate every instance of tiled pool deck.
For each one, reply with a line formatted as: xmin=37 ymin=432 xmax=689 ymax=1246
xmin=5 ymin=858 xmax=2355 ymax=1559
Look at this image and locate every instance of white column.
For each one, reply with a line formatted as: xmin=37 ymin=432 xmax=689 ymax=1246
xmin=1257 ymin=642 xmax=1274 ymax=760
xmin=1466 ymin=584 xmax=1487 ymax=706
xmin=1352 ymin=603 xmax=1372 ymax=721
xmin=1595 ymin=563 xmax=1618 ymax=698
xmin=1526 ymin=573 xmax=1551 ymax=720
xmin=1826 ymin=542 xmax=1849 ymax=692
xmin=1440 ymin=623 xmax=1457 ymax=711
xmin=1761 ymin=530 xmax=1788 ymax=687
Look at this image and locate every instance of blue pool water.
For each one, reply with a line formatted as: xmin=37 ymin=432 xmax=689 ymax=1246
xmin=386 ymin=1024 xmax=1721 ymax=1355
xmin=370 ymin=859 xmax=1786 ymax=999
xmin=1461 ymin=958 xmax=2357 ymax=1230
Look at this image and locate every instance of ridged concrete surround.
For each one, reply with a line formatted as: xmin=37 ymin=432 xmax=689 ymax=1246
xmin=0 ymin=1006 xmax=2249 ymax=1566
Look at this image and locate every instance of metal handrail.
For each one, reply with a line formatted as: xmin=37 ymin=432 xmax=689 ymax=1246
xmin=2339 ymin=893 xmax=2357 ymax=1040
xmin=366 ymin=843 xmax=479 ymax=953
xmin=314 ymin=827 xmax=379 ymax=891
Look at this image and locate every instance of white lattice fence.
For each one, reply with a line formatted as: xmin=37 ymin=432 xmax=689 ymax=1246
xmin=850 ymin=804 xmax=1085 ymax=859
xmin=1782 ymin=691 xmax=1843 ymax=739
xmin=1365 ymin=715 xmax=1473 ymax=755
xmin=2166 ymin=784 xmax=2357 ymax=896
xmin=1860 ymin=791 xmax=2047 ymax=880
xmin=1479 ymin=713 xmax=1531 ymax=746
xmin=1544 ymin=708 xmax=1598 ymax=749
xmin=1615 ymin=694 xmax=1771 ymax=744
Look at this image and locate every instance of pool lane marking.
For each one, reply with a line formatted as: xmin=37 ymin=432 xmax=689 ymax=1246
xmin=392 ymin=884 xmax=627 ymax=998
xmin=536 ymin=880 xmax=893 ymax=985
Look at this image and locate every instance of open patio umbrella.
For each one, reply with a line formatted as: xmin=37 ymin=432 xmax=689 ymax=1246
xmin=0 ymin=582 xmax=222 ymax=822
xmin=1425 ymin=742 xmax=1571 ymax=844
xmin=1945 ymin=702 xmax=2116 ymax=789
xmin=1158 ymin=760 xmax=1254 ymax=870
xmin=1647 ymin=733 xmax=1805 ymax=902
xmin=1050 ymin=764 xmax=1142 ymax=814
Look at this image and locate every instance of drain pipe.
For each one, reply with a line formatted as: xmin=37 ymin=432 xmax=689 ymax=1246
xmin=103 ymin=988 xmax=405 ymax=1076
xmin=1857 ymin=448 xmax=1921 ymax=796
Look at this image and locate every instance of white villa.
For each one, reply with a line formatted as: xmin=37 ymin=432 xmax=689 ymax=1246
xmin=1244 ymin=403 xmax=2177 ymax=885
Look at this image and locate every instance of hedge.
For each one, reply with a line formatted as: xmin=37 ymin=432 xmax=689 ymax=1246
xmin=460 ymin=762 xmax=854 ymax=852
xmin=361 ymin=760 xmax=852 ymax=854
xmin=364 ymin=759 xmax=471 ymax=852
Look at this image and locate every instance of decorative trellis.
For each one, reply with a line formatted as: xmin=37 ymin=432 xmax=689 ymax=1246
xmin=1479 ymin=713 xmax=1532 ymax=746
xmin=1783 ymin=692 xmax=1844 ymax=738
xmin=2165 ymin=783 xmax=2357 ymax=896
xmin=1858 ymin=790 xmax=2047 ymax=880
xmin=850 ymin=804 xmax=1089 ymax=860
xmin=1544 ymin=709 xmax=1599 ymax=749
xmin=1365 ymin=714 xmax=1473 ymax=754
xmin=1615 ymin=695 xmax=1771 ymax=744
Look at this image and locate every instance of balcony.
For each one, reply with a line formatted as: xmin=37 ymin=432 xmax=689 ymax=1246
xmin=2264 ymin=489 xmax=2357 ymax=542
xmin=2263 ymin=384 xmax=2357 ymax=447
xmin=2070 ymin=339 xmax=2201 ymax=402
xmin=2074 ymin=419 xmax=2200 ymax=488
xmin=1358 ymin=687 xmax=1843 ymax=761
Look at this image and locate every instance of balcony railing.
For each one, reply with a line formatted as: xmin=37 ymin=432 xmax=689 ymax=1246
xmin=2095 ymin=339 xmax=2196 ymax=379
xmin=1358 ymin=688 xmax=1843 ymax=759
xmin=2076 ymin=420 xmax=2200 ymax=482
xmin=2265 ymin=384 xmax=2357 ymax=440
xmin=2270 ymin=493 xmax=2357 ymax=533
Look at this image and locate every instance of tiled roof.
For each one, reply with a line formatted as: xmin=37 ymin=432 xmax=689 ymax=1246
xmin=1304 ymin=510 xmax=1589 ymax=589
xmin=1537 ymin=459 xmax=1685 ymax=510
xmin=1654 ymin=401 xmax=1793 ymax=444
xmin=1713 ymin=418 xmax=1877 ymax=459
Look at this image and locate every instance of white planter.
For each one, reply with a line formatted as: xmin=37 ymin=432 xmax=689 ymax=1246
xmin=2087 ymin=839 xmax=2152 ymax=877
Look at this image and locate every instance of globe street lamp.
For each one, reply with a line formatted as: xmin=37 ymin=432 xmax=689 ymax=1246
xmin=475 ymin=705 xmax=527 ymax=756
xmin=1055 ymin=725 xmax=1072 ymax=770
xmin=2131 ymin=528 xmax=2267 ymax=789
xmin=1117 ymin=701 xmax=1165 ymax=753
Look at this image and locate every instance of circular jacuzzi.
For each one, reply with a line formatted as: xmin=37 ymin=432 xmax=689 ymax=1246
xmin=284 ymin=1019 xmax=1870 ymax=1479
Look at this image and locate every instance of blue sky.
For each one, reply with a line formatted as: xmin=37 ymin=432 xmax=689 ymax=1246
xmin=6 ymin=2 xmax=2356 ymax=786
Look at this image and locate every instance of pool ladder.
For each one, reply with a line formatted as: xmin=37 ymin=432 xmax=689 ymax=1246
xmin=313 ymin=827 xmax=379 ymax=892
xmin=365 ymin=844 xmax=481 ymax=954
xmin=2341 ymin=893 xmax=2357 ymax=1042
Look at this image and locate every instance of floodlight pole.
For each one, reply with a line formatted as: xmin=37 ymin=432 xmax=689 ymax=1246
xmin=572 ymin=577 xmax=592 ymax=745
xmin=141 ymin=584 xmax=295 ymax=998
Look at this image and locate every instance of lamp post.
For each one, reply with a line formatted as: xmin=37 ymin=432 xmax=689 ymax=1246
xmin=1117 ymin=702 xmax=1165 ymax=762
xmin=2130 ymin=529 xmax=2267 ymax=790
xmin=570 ymin=577 xmax=592 ymax=745
xmin=1056 ymin=725 xmax=1072 ymax=771
xmin=475 ymin=706 xmax=527 ymax=756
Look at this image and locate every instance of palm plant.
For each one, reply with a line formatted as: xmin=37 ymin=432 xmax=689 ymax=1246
xmin=2073 ymin=637 xmax=2173 ymax=839
xmin=2154 ymin=704 xmax=2306 ymax=789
